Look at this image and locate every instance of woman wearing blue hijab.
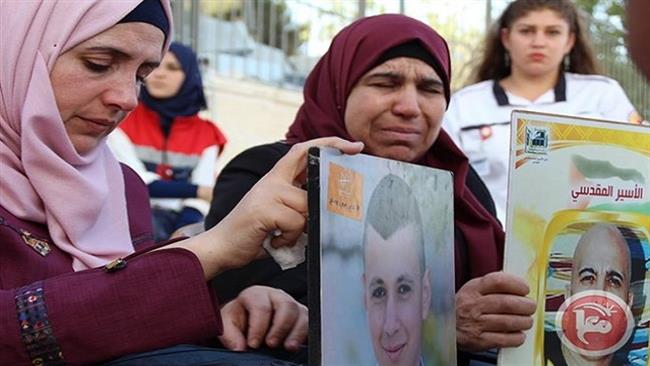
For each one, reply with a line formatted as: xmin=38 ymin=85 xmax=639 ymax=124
xmin=110 ymin=42 xmax=227 ymax=241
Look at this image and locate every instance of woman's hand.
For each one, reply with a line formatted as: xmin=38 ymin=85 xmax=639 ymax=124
xmin=206 ymin=137 xmax=363 ymax=275
xmin=456 ymin=271 xmax=536 ymax=352
xmin=218 ymin=286 xmax=308 ymax=352
xmin=169 ymin=137 xmax=363 ymax=280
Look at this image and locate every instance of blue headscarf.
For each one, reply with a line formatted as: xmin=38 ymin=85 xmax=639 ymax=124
xmin=141 ymin=42 xmax=207 ymax=125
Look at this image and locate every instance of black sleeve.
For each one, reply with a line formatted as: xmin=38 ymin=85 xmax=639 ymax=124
xmin=204 ymin=142 xmax=308 ymax=305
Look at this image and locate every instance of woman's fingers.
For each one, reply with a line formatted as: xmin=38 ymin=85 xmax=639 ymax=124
xmin=269 ymin=138 xmax=363 ymax=186
xmin=478 ymin=293 xmax=537 ymax=316
xmin=264 ymin=292 xmax=300 ymax=348
xmin=477 ymin=314 xmax=534 ymax=333
xmin=283 ymin=304 xmax=308 ymax=351
xmin=456 ymin=272 xmax=536 ymax=352
xmin=217 ymin=301 xmax=248 ymax=351
xmin=227 ymin=286 xmax=307 ymax=352
xmin=238 ymin=289 xmax=272 ymax=349
xmin=478 ymin=271 xmax=531 ymax=297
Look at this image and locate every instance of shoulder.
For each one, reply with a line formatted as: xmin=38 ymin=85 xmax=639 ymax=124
xmin=445 ymin=80 xmax=502 ymax=128
xmin=451 ymin=80 xmax=494 ymax=101
xmin=565 ymin=72 xmax=622 ymax=87
xmin=565 ymin=73 xmax=635 ymax=113
xmin=190 ymin=114 xmax=217 ymax=126
xmin=0 ymin=204 xmax=48 ymax=238
xmin=183 ymin=115 xmax=227 ymax=141
xmin=184 ymin=115 xmax=221 ymax=132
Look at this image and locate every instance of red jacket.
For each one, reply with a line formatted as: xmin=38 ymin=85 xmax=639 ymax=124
xmin=119 ymin=103 xmax=227 ymax=170
xmin=0 ymin=166 xmax=221 ymax=365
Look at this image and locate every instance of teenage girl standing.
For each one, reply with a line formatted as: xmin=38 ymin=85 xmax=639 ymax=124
xmin=443 ymin=0 xmax=643 ymax=224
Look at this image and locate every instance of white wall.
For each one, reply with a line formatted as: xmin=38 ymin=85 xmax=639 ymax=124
xmin=201 ymin=74 xmax=303 ymax=175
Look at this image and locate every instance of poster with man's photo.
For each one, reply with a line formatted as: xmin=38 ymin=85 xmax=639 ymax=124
xmin=306 ymin=148 xmax=456 ymax=366
xmin=499 ymin=110 xmax=650 ymax=366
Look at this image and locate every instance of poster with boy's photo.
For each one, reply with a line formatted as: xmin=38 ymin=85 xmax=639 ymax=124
xmin=307 ymin=148 xmax=456 ymax=366
xmin=499 ymin=111 xmax=650 ymax=366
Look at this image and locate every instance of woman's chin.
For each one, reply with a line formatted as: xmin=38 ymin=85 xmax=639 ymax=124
xmin=371 ymin=145 xmax=423 ymax=163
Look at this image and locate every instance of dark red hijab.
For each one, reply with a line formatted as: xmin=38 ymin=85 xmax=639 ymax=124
xmin=286 ymin=14 xmax=504 ymax=289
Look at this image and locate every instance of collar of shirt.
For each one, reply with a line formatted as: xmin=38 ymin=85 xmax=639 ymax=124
xmin=493 ymin=72 xmax=567 ymax=106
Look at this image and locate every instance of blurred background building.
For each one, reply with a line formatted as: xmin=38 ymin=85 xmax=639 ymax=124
xmin=169 ymin=0 xmax=649 ymax=172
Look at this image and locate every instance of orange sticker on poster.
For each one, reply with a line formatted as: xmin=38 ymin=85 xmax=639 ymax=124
xmin=327 ymin=162 xmax=363 ymax=220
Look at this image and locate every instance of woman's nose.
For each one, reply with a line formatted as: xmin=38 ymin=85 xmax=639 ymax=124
xmin=392 ymin=85 xmax=421 ymax=119
xmin=102 ymin=78 xmax=139 ymax=112
xmin=531 ymin=31 xmax=547 ymax=46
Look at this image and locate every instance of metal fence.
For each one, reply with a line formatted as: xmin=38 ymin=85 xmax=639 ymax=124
xmin=171 ymin=0 xmax=649 ymax=118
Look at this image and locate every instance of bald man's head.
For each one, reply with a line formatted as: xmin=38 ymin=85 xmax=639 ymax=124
xmin=569 ymin=223 xmax=632 ymax=304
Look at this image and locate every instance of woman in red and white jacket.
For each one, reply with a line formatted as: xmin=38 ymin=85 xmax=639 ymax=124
xmin=110 ymin=42 xmax=227 ymax=241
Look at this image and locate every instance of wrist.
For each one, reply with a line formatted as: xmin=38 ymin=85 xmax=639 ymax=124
xmin=167 ymin=224 xmax=235 ymax=280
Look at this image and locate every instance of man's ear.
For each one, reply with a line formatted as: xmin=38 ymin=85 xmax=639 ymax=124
xmin=627 ymin=291 xmax=634 ymax=307
xmin=421 ymin=268 xmax=432 ymax=321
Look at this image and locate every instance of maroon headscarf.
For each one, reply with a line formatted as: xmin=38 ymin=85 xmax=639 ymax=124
xmin=286 ymin=14 xmax=504 ymax=289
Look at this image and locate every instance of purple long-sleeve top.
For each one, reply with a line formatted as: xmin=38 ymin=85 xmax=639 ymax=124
xmin=0 ymin=166 xmax=222 ymax=365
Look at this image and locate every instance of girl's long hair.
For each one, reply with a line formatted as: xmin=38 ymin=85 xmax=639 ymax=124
xmin=471 ymin=0 xmax=599 ymax=83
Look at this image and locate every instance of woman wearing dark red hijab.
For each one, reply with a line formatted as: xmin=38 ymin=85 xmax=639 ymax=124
xmin=206 ymin=14 xmax=535 ymax=360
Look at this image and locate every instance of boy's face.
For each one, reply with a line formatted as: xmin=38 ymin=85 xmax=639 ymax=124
xmin=363 ymin=224 xmax=431 ymax=366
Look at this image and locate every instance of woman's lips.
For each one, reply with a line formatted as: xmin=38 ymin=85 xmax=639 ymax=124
xmin=380 ymin=127 xmax=421 ymax=142
xmin=529 ymin=53 xmax=546 ymax=61
xmin=79 ymin=116 xmax=114 ymax=134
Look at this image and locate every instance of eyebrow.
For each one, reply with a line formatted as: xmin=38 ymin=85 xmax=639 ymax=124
xmin=364 ymin=71 xmax=402 ymax=81
xmin=84 ymin=46 xmax=160 ymax=69
xmin=369 ymin=277 xmax=385 ymax=287
xmin=516 ymin=23 xmax=565 ymax=29
xmin=578 ymin=267 xmax=596 ymax=277
xmin=364 ymin=72 xmax=444 ymax=88
xmin=420 ymin=78 xmax=445 ymax=90
xmin=396 ymin=274 xmax=415 ymax=284
xmin=606 ymin=269 xmax=625 ymax=282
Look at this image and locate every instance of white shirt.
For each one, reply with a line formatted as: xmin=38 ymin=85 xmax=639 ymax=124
xmin=443 ymin=72 xmax=642 ymax=224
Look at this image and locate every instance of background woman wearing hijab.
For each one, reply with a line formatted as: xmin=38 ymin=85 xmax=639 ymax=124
xmin=205 ymin=14 xmax=536 ymax=363
xmin=0 ymin=1 xmax=363 ymax=364
xmin=109 ymin=42 xmax=227 ymax=242
xmin=443 ymin=0 xmax=642 ymax=224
